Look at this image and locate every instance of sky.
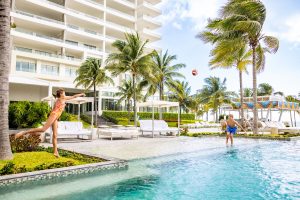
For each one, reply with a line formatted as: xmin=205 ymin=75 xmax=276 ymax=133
xmin=155 ymin=0 xmax=300 ymax=96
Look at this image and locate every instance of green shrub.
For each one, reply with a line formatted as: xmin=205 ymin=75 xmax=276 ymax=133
xmin=60 ymin=111 xmax=78 ymax=121
xmin=0 ymin=162 xmax=15 ymax=175
xmin=10 ymin=134 xmax=41 ymax=153
xmin=9 ymin=101 xmax=51 ymax=129
xmin=102 ymin=111 xmax=195 ymax=123
xmin=80 ymin=114 xmax=93 ymax=125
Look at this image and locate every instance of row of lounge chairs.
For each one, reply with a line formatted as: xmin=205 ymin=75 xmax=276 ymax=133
xmin=45 ymin=120 xmax=180 ymax=142
xmin=181 ymin=121 xmax=221 ymax=129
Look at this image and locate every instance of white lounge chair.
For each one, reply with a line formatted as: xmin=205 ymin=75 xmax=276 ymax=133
xmin=45 ymin=121 xmax=92 ymax=143
xmin=139 ymin=120 xmax=180 ymax=136
xmin=98 ymin=127 xmax=139 ymax=140
xmin=261 ymin=121 xmax=300 ymax=134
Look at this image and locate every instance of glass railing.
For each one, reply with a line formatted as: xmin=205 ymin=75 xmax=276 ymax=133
xmin=139 ymin=15 xmax=161 ymax=25
xmin=143 ymin=28 xmax=160 ymax=37
xmin=14 ymin=28 xmax=103 ymax=54
xmin=106 ymin=6 xmax=135 ymax=20
xmin=15 ymin=10 xmax=64 ymax=25
xmin=14 ymin=46 xmax=82 ymax=62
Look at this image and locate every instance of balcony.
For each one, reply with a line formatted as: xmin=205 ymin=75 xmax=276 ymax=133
xmin=142 ymin=28 xmax=161 ymax=41
xmin=28 ymin=0 xmax=105 ymax=26
xmin=12 ymin=28 xmax=104 ymax=56
xmin=66 ymin=24 xmax=105 ymax=41
xmin=137 ymin=1 xmax=161 ymax=17
xmin=13 ymin=47 xmax=82 ymax=66
xmin=137 ymin=15 xmax=161 ymax=29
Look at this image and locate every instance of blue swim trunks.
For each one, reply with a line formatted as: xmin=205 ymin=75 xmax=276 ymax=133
xmin=226 ymin=126 xmax=237 ymax=134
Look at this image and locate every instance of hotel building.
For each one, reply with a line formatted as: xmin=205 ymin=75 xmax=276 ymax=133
xmin=9 ymin=0 xmax=161 ymax=115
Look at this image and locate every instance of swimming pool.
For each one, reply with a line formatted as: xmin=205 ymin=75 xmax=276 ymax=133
xmin=1 ymin=138 xmax=299 ymax=200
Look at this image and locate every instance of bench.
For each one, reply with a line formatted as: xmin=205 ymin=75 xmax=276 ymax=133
xmin=45 ymin=121 xmax=92 ymax=143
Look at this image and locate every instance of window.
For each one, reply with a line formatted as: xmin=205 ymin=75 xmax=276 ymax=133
xmin=101 ymin=98 xmax=123 ymax=111
xmin=65 ymin=40 xmax=78 ymax=46
xmin=16 ymin=61 xmax=36 ymax=72
xmin=65 ymin=67 xmax=76 ymax=77
xmin=41 ymin=64 xmax=59 ymax=75
xmin=84 ymin=44 xmax=96 ymax=50
xmin=102 ymin=91 xmax=115 ymax=97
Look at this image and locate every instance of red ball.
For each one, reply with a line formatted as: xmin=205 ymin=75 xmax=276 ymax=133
xmin=192 ymin=69 xmax=198 ymax=76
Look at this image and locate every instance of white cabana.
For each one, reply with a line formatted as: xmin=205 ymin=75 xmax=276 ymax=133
xmin=137 ymin=100 xmax=180 ymax=137
xmin=41 ymin=96 xmax=94 ymax=127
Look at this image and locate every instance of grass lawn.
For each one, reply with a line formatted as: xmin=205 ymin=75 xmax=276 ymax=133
xmin=0 ymin=148 xmax=105 ymax=175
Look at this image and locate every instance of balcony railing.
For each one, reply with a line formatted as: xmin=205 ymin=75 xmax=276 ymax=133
xmin=14 ymin=46 xmax=82 ymax=62
xmin=15 ymin=10 xmax=64 ymax=25
xmin=13 ymin=28 xmax=103 ymax=53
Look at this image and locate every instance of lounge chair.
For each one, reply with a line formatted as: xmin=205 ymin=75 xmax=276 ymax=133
xmin=139 ymin=120 xmax=180 ymax=136
xmin=260 ymin=121 xmax=300 ymax=134
xmin=45 ymin=121 xmax=92 ymax=143
xmin=98 ymin=127 xmax=139 ymax=140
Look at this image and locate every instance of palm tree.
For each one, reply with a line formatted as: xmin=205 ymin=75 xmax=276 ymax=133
xmin=151 ymin=50 xmax=186 ymax=100
xmin=201 ymin=38 xmax=252 ymax=122
xmin=74 ymin=57 xmax=113 ymax=126
xmin=199 ymin=0 xmax=279 ymax=133
xmin=198 ymin=77 xmax=236 ymax=122
xmin=257 ymin=83 xmax=273 ymax=96
xmin=106 ymin=32 xmax=154 ymax=126
xmin=115 ymin=78 xmax=143 ymax=124
xmin=0 ymin=0 xmax=13 ymax=160
xmin=169 ymin=81 xmax=193 ymax=124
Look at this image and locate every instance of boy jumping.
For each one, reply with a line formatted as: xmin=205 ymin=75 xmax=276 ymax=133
xmin=225 ymin=114 xmax=245 ymax=145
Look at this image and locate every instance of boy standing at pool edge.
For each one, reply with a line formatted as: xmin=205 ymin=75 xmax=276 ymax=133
xmin=225 ymin=114 xmax=244 ymax=145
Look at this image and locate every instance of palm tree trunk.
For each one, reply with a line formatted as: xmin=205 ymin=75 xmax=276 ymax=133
xmin=127 ymin=98 xmax=130 ymax=125
xmin=93 ymin=83 xmax=97 ymax=127
xmin=132 ymin=74 xmax=137 ymax=127
xmin=160 ymin=83 xmax=164 ymax=100
xmin=252 ymin=45 xmax=258 ymax=134
xmin=0 ymin=0 xmax=13 ymax=160
xmin=239 ymin=70 xmax=244 ymax=124
xmin=215 ymin=108 xmax=218 ymax=123
xmin=179 ymin=105 xmax=182 ymax=125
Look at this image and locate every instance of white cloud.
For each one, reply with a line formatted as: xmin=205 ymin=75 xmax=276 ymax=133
xmin=158 ymin=0 xmax=226 ymax=31
xmin=281 ymin=14 xmax=300 ymax=43
xmin=172 ymin=21 xmax=182 ymax=30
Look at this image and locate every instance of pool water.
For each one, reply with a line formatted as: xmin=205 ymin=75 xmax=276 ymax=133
xmin=1 ymin=138 xmax=300 ymax=200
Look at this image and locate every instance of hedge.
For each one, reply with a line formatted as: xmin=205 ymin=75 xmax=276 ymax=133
xmin=9 ymin=101 xmax=51 ymax=129
xmin=102 ymin=111 xmax=195 ymax=124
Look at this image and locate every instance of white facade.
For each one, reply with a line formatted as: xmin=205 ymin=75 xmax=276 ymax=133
xmin=9 ymin=0 xmax=161 ymax=114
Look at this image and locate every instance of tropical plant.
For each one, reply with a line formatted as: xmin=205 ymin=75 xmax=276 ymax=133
xmin=257 ymin=83 xmax=273 ymax=96
xmin=115 ymin=78 xmax=144 ymax=124
xmin=0 ymin=0 xmax=13 ymax=160
xmin=150 ymin=50 xmax=186 ymax=100
xmin=106 ymin=32 xmax=154 ymax=126
xmin=168 ymin=81 xmax=193 ymax=124
xmin=74 ymin=57 xmax=113 ymax=126
xmin=243 ymin=88 xmax=253 ymax=97
xmin=198 ymin=77 xmax=236 ymax=122
xmin=198 ymin=0 xmax=279 ymax=133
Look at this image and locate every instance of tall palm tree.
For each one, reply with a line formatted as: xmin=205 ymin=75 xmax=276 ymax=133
xmin=198 ymin=77 xmax=236 ymax=122
xmin=115 ymin=78 xmax=143 ymax=124
xmin=0 ymin=0 xmax=13 ymax=160
xmin=257 ymin=83 xmax=273 ymax=96
xmin=169 ymin=81 xmax=193 ymax=124
xmin=106 ymin=32 xmax=154 ymax=126
xmin=202 ymin=38 xmax=252 ymax=122
xmin=199 ymin=0 xmax=279 ymax=133
xmin=74 ymin=57 xmax=113 ymax=126
xmin=151 ymin=50 xmax=186 ymax=100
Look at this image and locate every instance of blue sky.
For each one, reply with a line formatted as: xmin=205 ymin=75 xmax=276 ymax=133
xmin=155 ymin=0 xmax=300 ymax=96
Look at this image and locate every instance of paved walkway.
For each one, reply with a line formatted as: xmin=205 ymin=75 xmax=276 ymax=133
xmin=42 ymin=136 xmax=265 ymax=160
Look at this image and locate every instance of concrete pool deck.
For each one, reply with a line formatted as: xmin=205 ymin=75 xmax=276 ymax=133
xmin=42 ymin=136 xmax=270 ymax=160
